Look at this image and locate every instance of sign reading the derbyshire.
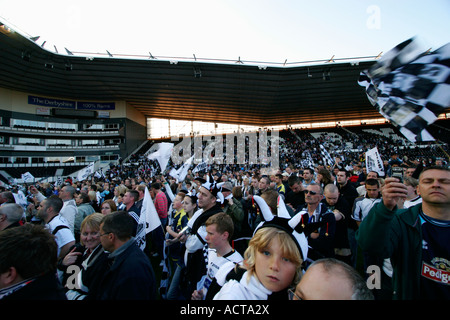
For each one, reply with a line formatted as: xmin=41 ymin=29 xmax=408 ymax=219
xmin=28 ymin=95 xmax=115 ymax=110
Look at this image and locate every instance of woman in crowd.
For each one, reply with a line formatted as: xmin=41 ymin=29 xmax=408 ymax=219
xmin=316 ymin=168 xmax=334 ymax=188
xmin=100 ymin=199 xmax=117 ymax=216
xmin=88 ymin=191 xmax=100 ymax=212
xmin=60 ymin=213 xmax=108 ymax=300
xmin=112 ymin=185 xmax=128 ymax=208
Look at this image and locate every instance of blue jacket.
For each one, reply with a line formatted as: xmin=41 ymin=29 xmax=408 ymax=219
xmin=89 ymin=239 xmax=156 ymax=300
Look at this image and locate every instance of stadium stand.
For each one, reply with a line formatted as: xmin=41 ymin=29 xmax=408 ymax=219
xmin=0 ymin=19 xmax=449 ymax=303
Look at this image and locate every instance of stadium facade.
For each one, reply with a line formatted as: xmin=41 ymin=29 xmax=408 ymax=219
xmin=1 ymin=20 xmax=448 ymax=183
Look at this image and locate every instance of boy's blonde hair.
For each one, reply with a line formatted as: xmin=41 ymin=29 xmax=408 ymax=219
xmin=243 ymin=227 xmax=303 ymax=286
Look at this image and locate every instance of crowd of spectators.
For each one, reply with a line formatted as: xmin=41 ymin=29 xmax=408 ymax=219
xmin=0 ymin=125 xmax=448 ymax=301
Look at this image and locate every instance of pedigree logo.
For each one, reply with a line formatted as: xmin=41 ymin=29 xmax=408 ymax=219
xmin=421 ymin=260 xmax=450 ymax=285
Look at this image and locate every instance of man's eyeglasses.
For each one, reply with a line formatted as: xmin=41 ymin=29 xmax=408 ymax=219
xmin=288 ymin=288 xmax=302 ymax=300
xmin=100 ymin=232 xmax=112 ymax=237
xmin=304 ymin=190 xmax=317 ymax=195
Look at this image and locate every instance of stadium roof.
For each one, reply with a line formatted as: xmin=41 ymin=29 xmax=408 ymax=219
xmin=0 ymin=22 xmax=380 ymax=127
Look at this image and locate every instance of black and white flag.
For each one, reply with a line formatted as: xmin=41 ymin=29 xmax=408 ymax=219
xmin=21 ymin=172 xmax=34 ymax=183
xmin=319 ymin=144 xmax=334 ymax=167
xmin=365 ymin=147 xmax=385 ymax=177
xmin=359 ymin=38 xmax=450 ymax=142
xmin=147 ymin=142 xmax=174 ymax=173
xmin=169 ymin=156 xmax=193 ymax=182
xmin=192 ymin=160 xmax=208 ymax=173
xmin=135 ymin=187 xmax=162 ymax=251
xmin=301 ymin=150 xmax=315 ymax=169
xmin=77 ymin=162 xmax=95 ymax=181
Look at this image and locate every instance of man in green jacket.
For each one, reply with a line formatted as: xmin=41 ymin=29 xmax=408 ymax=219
xmin=357 ymin=166 xmax=450 ymax=299
xmin=220 ymin=182 xmax=244 ymax=235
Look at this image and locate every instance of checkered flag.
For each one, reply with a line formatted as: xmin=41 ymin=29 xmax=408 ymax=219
xmin=202 ymin=244 xmax=209 ymax=270
xmin=319 ymin=144 xmax=334 ymax=167
xmin=359 ymin=38 xmax=450 ymax=142
xmin=302 ymin=150 xmax=315 ymax=168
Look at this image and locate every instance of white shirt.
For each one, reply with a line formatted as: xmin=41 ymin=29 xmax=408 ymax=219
xmin=46 ymin=215 xmax=75 ymax=256
xmin=34 ymin=191 xmax=77 ymax=234
xmin=60 ymin=199 xmax=78 ymax=235
xmin=352 ymin=196 xmax=382 ymax=222
xmin=404 ymin=196 xmax=422 ymax=209
xmin=198 ymin=249 xmax=243 ymax=298
xmin=213 ymin=271 xmax=272 ymax=300
xmin=184 ymin=209 xmax=206 ymax=265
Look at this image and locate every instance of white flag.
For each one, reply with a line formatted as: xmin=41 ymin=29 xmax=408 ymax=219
xmin=94 ymin=168 xmax=105 ymax=179
xmin=147 ymin=142 xmax=174 ymax=173
xmin=365 ymin=147 xmax=385 ymax=177
xmin=21 ymin=172 xmax=34 ymax=182
xmin=193 ymin=160 xmax=208 ymax=173
xmin=169 ymin=156 xmax=193 ymax=182
xmin=135 ymin=187 xmax=162 ymax=250
xmin=77 ymin=162 xmax=95 ymax=181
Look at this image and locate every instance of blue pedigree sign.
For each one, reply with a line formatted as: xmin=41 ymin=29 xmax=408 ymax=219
xmin=28 ymin=95 xmax=75 ymax=109
xmin=77 ymin=101 xmax=115 ymax=110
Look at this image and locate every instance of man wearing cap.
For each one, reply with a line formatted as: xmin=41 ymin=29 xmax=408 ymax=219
xmin=184 ymin=178 xmax=223 ymax=299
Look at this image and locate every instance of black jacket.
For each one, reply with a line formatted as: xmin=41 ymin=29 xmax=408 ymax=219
xmin=1 ymin=272 xmax=67 ymax=300
xmin=297 ymin=203 xmax=336 ymax=260
xmin=87 ymin=240 xmax=156 ymax=300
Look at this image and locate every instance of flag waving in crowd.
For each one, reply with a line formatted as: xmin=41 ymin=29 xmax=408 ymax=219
xmin=169 ymin=156 xmax=194 ymax=182
xmin=147 ymin=142 xmax=174 ymax=173
xmin=319 ymin=144 xmax=335 ymax=167
xmin=365 ymin=147 xmax=385 ymax=177
xmin=21 ymin=172 xmax=34 ymax=183
xmin=358 ymin=38 xmax=450 ymax=143
xmin=77 ymin=162 xmax=95 ymax=181
xmin=135 ymin=187 xmax=162 ymax=251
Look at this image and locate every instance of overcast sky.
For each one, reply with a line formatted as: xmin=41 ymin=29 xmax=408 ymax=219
xmin=1 ymin=0 xmax=449 ymax=64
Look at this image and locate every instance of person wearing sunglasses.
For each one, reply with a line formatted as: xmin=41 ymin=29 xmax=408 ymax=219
xmin=297 ymin=183 xmax=336 ymax=263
